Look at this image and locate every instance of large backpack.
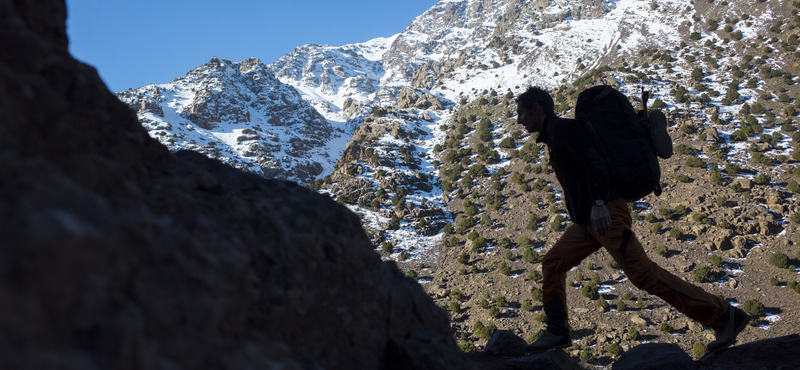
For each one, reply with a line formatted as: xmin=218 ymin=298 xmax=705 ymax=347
xmin=574 ymin=85 xmax=672 ymax=202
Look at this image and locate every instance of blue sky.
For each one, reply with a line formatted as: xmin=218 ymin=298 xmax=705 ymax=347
xmin=66 ymin=0 xmax=437 ymax=92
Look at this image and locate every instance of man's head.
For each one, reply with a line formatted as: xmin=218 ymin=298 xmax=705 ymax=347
xmin=516 ymin=86 xmax=555 ymax=134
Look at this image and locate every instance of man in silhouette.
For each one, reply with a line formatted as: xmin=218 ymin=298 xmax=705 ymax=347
xmin=515 ymin=86 xmax=749 ymax=353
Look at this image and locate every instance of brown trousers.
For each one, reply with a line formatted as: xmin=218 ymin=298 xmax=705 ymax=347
xmin=541 ymin=198 xmax=729 ymax=334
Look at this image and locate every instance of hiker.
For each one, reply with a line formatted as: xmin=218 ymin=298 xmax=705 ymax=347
xmin=515 ymin=86 xmax=749 ymax=353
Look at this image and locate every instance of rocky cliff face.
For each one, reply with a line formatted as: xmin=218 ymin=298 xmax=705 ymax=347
xmin=0 ymin=1 xmax=471 ymax=369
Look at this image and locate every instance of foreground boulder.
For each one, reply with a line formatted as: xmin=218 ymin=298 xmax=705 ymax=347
xmin=0 ymin=1 xmax=470 ymax=369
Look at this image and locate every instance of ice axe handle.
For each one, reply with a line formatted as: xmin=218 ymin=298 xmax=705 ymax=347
xmin=641 ymin=87 xmax=650 ymax=118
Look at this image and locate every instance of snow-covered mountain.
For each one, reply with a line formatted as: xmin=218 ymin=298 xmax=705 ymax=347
xmin=116 ymin=56 xmax=350 ymax=183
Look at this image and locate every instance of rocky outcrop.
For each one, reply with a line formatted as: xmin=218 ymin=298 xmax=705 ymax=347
xmin=470 ymin=332 xmax=800 ymax=370
xmin=0 ymin=1 xmax=470 ymax=369
xmin=613 ymin=335 xmax=800 ymax=370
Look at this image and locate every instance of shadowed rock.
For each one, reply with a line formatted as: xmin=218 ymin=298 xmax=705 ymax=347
xmin=613 ymin=343 xmax=696 ymax=370
xmin=696 ymin=334 xmax=800 ymax=370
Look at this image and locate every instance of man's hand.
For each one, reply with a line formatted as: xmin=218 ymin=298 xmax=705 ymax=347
xmin=591 ymin=203 xmax=611 ymax=237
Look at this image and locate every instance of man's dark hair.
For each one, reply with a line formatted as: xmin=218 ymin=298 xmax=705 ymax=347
xmin=516 ymin=86 xmax=555 ymax=116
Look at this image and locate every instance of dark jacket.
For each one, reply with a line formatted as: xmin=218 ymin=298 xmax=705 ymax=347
xmin=537 ymin=117 xmax=618 ymax=224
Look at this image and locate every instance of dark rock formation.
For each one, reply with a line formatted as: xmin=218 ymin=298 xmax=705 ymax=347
xmin=612 ymin=343 xmax=696 ymax=370
xmin=695 ymin=334 xmax=800 ymax=370
xmin=612 ymin=335 xmax=800 ymax=370
xmin=0 ymin=1 xmax=470 ymax=369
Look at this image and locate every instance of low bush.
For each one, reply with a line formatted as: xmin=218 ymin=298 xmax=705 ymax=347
xmin=607 ymin=342 xmax=623 ymax=357
xmin=473 ymin=320 xmax=497 ymax=339
xmin=692 ymin=342 xmax=707 ymax=359
xmin=692 ymin=265 xmax=717 ymax=283
xmin=459 ymin=341 xmax=477 ymax=353
xmin=770 ymin=252 xmax=790 ymax=269
xmin=627 ymin=327 xmax=641 ymax=341
xmin=581 ymin=282 xmax=600 ymax=300
xmin=579 ymin=349 xmax=594 ymax=363
xmin=743 ymin=299 xmax=765 ymax=320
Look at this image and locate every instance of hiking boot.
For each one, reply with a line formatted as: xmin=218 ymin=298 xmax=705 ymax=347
xmin=707 ymin=305 xmax=750 ymax=352
xmin=523 ymin=330 xmax=571 ymax=353
xmin=648 ymin=109 xmax=673 ymax=159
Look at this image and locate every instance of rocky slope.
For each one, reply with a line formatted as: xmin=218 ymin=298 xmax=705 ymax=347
xmin=0 ymin=1 xmax=471 ymax=369
xmin=114 ymin=0 xmax=800 ymax=367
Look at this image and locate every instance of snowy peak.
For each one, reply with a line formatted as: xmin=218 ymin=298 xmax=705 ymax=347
xmin=268 ymin=38 xmax=395 ymax=121
xmin=116 ymin=56 xmax=342 ymax=184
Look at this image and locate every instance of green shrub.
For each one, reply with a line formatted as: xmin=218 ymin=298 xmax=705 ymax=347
xmin=470 ymin=237 xmax=486 ymax=253
xmin=523 ymin=247 xmax=541 ymax=263
xmin=459 ymin=341 xmax=477 ymax=353
xmin=498 ymin=261 xmax=511 ymax=275
xmin=788 ymin=281 xmax=800 ymax=293
xmin=550 ymin=214 xmax=565 ymax=232
xmin=770 ymin=252 xmax=790 ymax=269
xmin=607 ymin=342 xmax=623 ymax=357
xmin=579 ymin=349 xmax=594 ymax=363
xmin=473 ymin=320 xmax=497 ymax=339
xmin=788 ymin=180 xmax=800 ymax=194
xmin=449 ymin=301 xmax=461 ymax=313
xmin=676 ymin=173 xmax=691 ymax=182
xmin=627 ymin=327 xmax=641 ymax=341
xmin=692 ymin=342 xmax=707 ymax=359
xmin=651 ymin=222 xmax=663 ymax=234
xmin=457 ymin=252 xmax=469 ymax=265
xmin=616 ymin=300 xmax=627 ymax=312
xmin=692 ymin=265 xmax=717 ymax=283
xmin=597 ymin=297 xmax=610 ymax=312
xmin=531 ymin=288 xmax=543 ymax=302
xmin=674 ymin=144 xmax=694 ymax=155
xmin=660 ymin=322 xmax=674 ymax=333
xmin=581 ymin=282 xmax=600 ymax=300
xmin=686 ymin=156 xmax=706 ymax=168
xmin=527 ymin=269 xmax=542 ymax=281
xmin=710 ymin=171 xmax=723 ymax=185
xmin=669 ymin=228 xmax=683 ymax=239
xmin=521 ymin=299 xmax=534 ymax=312
xmin=743 ymin=299 xmax=765 ymax=318
xmin=709 ymin=254 xmax=723 ymax=267
xmin=623 ymin=290 xmax=635 ymax=301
